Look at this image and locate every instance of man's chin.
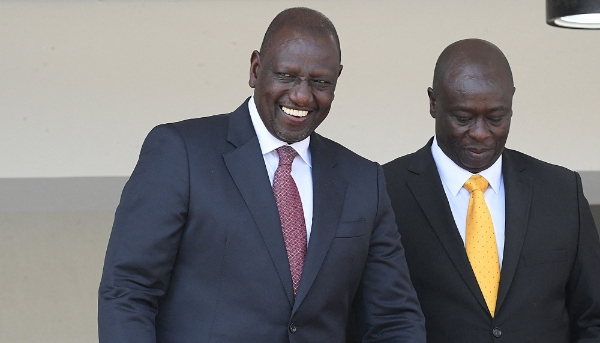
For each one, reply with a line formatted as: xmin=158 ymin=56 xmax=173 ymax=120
xmin=460 ymin=158 xmax=494 ymax=173
xmin=458 ymin=150 xmax=499 ymax=172
xmin=275 ymin=129 xmax=310 ymax=144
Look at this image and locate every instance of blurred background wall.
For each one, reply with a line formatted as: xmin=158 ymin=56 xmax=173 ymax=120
xmin=1 ymin=1 xmax=599 ymax=342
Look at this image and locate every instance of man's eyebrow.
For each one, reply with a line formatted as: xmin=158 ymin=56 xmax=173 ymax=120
xmin=449 ymin=105 xmax=511 ymax=112
xmin=487 ymin=106 xmax=511 ymax=112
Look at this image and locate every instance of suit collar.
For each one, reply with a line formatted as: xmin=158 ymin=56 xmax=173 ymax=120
xmin=407 ymin=139 xmax=492 ymax=315
xmin=431 ymin=136 xmax=503 ymax=196
xmin=225 ymin=105 xmax=348 ymax=310
xmin=495 ymin=149 xmax=532 ymax=314
xmin=409 ymin=142 xmax=533 ymax=318
xmin=293 ymin=133 xmax=347 ymax=311
xmin=224 ymin=99 xmax=296 ymax=304
xmin=226 ymin=98 xmax=256 ymax=148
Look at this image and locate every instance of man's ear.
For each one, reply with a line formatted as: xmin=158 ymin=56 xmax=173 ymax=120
xmin=249 ymin=50 xmax=260 ymax=88
xmin=427 ymin=87 xmax=436 ymax=118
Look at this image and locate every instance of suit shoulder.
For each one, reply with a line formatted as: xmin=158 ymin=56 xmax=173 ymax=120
xmin=315 ymin=134 xmax=375 ymax=167
xmin=139 ymin=112 xmax=235 ymax=160
xmin=142 ymin=112 xmax=234 ymax=149
xmin=383 ymin=152 xmax=417 ymax=170
xmin=504 ymin=149 xmax=582 ymax=195
xmin=505 ymin=148 xmax=576 ymax=179
xmin=168 ymin=112 xmax=230 ymax=137
xmin=382 ymin=153 xmax=420 ymax=194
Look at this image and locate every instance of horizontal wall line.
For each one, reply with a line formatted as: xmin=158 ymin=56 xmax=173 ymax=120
xmin=0 ymin=177 xmax=127 ymax=212
xmin=2 ymin=172 xmax=600 ymax=212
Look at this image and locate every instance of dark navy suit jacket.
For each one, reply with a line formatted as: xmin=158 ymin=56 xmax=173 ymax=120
xmin=383 ymin=140 xmax=600 ymax=343
xmin=98 ymin=100 xmax=425 ymax=343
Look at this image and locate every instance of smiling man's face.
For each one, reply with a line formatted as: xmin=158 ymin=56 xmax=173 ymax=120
xmin=249 ymin=26 xmax=342 ymax=144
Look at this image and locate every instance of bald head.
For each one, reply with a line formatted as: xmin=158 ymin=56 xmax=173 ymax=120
xmin=428 ymin=39 xmax=515 ymax=173
xmin=260 ymin=7 xmax=341 ymax=62
xmin=432 ymin=39 xmax=513 ymax=94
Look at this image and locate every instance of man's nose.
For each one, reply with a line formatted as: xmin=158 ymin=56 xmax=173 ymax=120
xmin=468 ymin=118 xmax=492 ymax=141
xmin=288 ymin=80 xmax=313 ymax=106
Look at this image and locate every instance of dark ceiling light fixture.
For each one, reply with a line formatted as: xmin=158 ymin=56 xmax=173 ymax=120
xmin=547 ymin=0 xmax=600 ymax=29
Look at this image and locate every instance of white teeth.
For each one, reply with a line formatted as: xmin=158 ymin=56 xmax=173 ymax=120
xmin=281 ymin=106 xmax=309 ymax=117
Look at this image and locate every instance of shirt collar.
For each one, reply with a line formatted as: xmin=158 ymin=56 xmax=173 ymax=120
xmin=431 ymin=136 xmax=502 ymax=196
xmin=248 ymin=96 xmax=311 ymax=167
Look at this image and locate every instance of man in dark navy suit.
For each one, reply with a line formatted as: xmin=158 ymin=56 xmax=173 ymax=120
xmin=99 ymin=7 xmax=425 ymax=343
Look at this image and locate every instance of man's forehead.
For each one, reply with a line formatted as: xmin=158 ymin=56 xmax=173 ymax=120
xmin=264 ymin=29 xmax=340 ymax=63
xmin=441 ymin=58 xmax=511 ymax=86
xmin=273 ymin=27 xmax=336 ymax=47
xmin=447 ymin=63 xmax=495 ymax=81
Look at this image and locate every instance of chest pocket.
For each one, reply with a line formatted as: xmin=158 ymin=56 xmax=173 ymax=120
xmin=523 ymin=249 xmax=567 ymax=266
xmin=334 ymin=219 xmax=366 ymax=238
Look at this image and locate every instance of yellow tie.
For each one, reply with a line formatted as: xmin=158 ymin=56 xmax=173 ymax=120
xmin=464 ymin=175 xmax=500 ymax=317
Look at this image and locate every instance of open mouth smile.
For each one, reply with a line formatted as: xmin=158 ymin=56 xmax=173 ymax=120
xmin=281 ymin=106 xmax=309 ymax=118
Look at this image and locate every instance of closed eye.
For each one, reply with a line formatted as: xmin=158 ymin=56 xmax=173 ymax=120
xmin=313 ymin=79 xmax=335 ymax=90
xmin=454 ymin=116 xmax=472 ymax=124
xmin=487 ymin=112 xmax=511 ymax=124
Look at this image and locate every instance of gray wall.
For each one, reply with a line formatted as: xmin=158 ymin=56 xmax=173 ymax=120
xmin=0 ymin=178 xmax=125 ymax=342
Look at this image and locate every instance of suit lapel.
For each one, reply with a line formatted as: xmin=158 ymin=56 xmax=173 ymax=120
xmin=223 ymin=102 xmax=295 ymax=305
xmin=406 ymin=142 xmax=490 ymax=314
xmin=495 ymin=149 xmax=532 ymax=312
xmin=293 ymin=134 xmax=347 ymax=312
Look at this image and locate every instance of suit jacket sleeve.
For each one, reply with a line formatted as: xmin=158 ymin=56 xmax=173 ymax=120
xmin=568 ymin=172 xmax=600 ymax=342
xmin=98 ymin=124 xmax=189 ymax=343
xmin=354 ymin=164 xmax=426 ymax=343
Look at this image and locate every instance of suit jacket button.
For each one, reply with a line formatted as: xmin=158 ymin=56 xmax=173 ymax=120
xmin=492 ymin=327 xmax=502 ymax=338
xmin=289 ymin=323 xmax=297 ymax=333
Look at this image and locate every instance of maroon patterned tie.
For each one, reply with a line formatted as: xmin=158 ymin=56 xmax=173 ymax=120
xmin=273 ymin=145 xmax=307 ymax=296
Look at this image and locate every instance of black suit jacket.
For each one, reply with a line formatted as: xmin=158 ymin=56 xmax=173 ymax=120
xmin=383 ymin=140 xmax=600 ymax=343
xmin=98 ymin=100 xmax=425 ymax=343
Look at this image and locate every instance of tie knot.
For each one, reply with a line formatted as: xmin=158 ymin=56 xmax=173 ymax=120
xmin=464 ymin=174 xmax=489 ymax=193
xmin=276 ymin=145 xmax=298 ymax=166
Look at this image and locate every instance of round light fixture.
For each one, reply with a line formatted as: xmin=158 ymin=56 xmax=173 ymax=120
xmin=547 ymin=0 xmax=600 ymax=29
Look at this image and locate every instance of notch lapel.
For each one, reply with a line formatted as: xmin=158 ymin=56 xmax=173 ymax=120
xmin=292 ymin=134 xmax=347 ymax=312
xmin=406 ymin=143 xmax=490 ymax=314
xmin=495 ymin=150 xmax=532 ymax=313
xmin=223 ymin=103 xmax=295 ymax=305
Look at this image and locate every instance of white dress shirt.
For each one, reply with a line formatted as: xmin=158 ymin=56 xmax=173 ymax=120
xmin=431 ymin=136 xmax=506 ymax=267
xmin=248 ymin=96 xmax=313 ymax=243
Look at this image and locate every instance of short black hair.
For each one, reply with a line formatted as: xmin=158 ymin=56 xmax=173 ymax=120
xmin=259 ymin=7 xmax=341 ymax=61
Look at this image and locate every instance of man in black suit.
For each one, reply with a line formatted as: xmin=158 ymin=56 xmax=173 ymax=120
xmin=383 ymin=38 xmax=600 ymax=342
xmin=98 ymin=7 xmax=425 ymax=343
